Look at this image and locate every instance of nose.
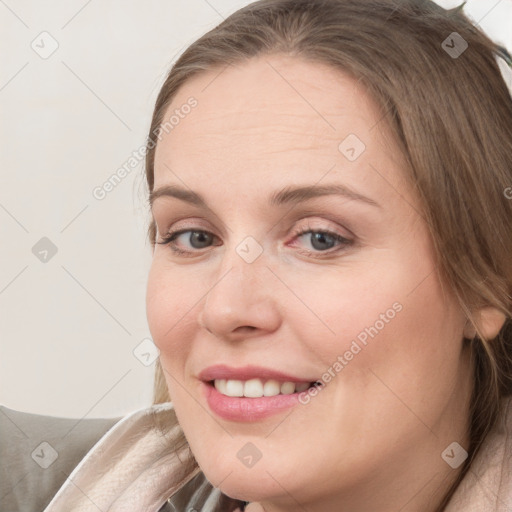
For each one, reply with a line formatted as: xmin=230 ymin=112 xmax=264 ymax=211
xmin=197 ymin=245 xmax=281 ymax=342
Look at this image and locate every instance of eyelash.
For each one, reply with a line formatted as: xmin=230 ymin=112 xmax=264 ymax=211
xmin=156 ymin=222 xmax=353 ymax=258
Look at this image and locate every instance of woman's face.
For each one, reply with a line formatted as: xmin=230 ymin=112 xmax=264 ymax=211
xmin=146 ymin=55 xmax=473 ymax=510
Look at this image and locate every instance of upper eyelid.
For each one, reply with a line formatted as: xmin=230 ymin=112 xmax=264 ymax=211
xmin=152 ymin=200 xmax=365 ymax=237
xmin=159 ymin=223 xmax=351 ymax=247
xmin=159 ymin=217 xmax=350 ymax=238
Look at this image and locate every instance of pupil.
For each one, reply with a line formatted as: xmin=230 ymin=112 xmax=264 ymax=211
xmin=191 ymin=231 xmax=211 ymax=249
xmin=311 ymin=232 xmax=334 ymax=251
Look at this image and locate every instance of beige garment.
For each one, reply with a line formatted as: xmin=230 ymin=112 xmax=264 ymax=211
xmin=42 ymin=398 xmax=512 ymax=512
xmin=41 ymin=402 xmax=241 ymax=512
xmin=444 ymin=397 xmax=512 ymax=511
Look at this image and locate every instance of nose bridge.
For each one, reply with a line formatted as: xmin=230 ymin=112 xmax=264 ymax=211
xmin=215 ymin=215 xmax=268 ymax=285
xmin=198 ymin=234 xmax=280 ymax=336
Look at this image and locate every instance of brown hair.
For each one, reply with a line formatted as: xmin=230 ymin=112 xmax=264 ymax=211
xmin=145 ymin=0 xmax=512 ymax=508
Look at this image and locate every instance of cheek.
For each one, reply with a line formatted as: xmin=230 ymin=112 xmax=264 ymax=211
xmin=283 ymin=259 xmax=410 ymax=364
xmin=330 ymin=256 xmax=466 ymax=424
xmin=290 ymin=249 xmax=462 ymax=380
xmin=146 ymin=260 xmax=196 ymax=363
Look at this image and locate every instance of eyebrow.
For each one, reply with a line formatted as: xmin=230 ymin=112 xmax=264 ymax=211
xmin=149 ymin=183 xmax=381 ymax=209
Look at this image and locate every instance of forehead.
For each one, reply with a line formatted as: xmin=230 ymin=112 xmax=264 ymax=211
xmin=153 ymin=55 xmax=409 ymax=201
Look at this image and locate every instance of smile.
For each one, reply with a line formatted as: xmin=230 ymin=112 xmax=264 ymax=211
xmin=212 ymin=378 xmax=314 ymax=397
xmin=198 ymin=365 xmax=321 ymax=421
xmin=202 ymin=380 xmax=321 ymax=422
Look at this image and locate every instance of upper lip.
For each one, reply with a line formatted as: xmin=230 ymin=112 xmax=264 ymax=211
xmin=198 ymin=364 xmax=315 ymax=383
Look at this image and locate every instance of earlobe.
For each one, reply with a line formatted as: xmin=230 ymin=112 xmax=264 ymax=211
xmin=464 ymin=307 xmax=507 ymax=340
xmin=463 ymin=319 xmax=476 ymax=339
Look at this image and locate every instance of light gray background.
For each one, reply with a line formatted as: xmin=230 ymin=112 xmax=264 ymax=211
xmin=1 ymin=0 xmax=511 ymax=419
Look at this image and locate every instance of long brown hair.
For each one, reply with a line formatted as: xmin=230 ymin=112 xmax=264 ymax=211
xmin=145 ymin=1 xmax=512 ymax=508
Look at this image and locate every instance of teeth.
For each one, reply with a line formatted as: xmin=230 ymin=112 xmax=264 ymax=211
xmin=213 ymin=378 xmax=311 ymax=398
xmin=280 ymin=381 xmax=295 ymax=395
xmin=263 ymin=379 xmax=281 ymax=397
xmin=295 ymin=382 xmax=310 ymax=392
xmin=225 ymin=379 xmax=244 ymax=397
xmin=214 ymin=379 xmax=228 ymax=395
xmin=244 ymin=378 xmax=263 ymax=397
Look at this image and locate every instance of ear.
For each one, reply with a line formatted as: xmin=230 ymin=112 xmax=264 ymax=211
xmin=463 ymin=306 xmax=507 ymax=340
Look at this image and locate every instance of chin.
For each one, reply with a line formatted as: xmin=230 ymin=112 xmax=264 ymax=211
xmin=198 ymin=456 xmax=294 ymax=503
xmin=215 ymin=478 xmax=280 ymax=505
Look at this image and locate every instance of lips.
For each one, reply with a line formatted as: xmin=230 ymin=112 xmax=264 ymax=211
xmin=198 ymin=364 xmax=321 ymax=421
xmin=201 ymin=381 xmax=305 ymax=421
xmin=198 ymin=364 xmax=315 ymax=383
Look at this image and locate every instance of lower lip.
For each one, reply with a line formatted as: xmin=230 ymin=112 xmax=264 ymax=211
xmin=202 ymin=381 xmax=303 ymax=421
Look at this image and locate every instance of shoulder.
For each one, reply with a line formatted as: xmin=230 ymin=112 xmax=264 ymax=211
xmin=0 ymin=404 xmax=122 ymax=512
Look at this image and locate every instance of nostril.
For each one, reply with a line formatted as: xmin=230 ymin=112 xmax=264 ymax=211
xmin=237 ymin=326 xmax=256 ymax=332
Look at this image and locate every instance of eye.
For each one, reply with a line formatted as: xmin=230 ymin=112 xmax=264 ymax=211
xmin=289 ymin=222 xmax=353 ymax=256
xmin=156 ymin=222 xmax=353 ymax=258
xmin=157 ymin=229 xmax=219 ymax=256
